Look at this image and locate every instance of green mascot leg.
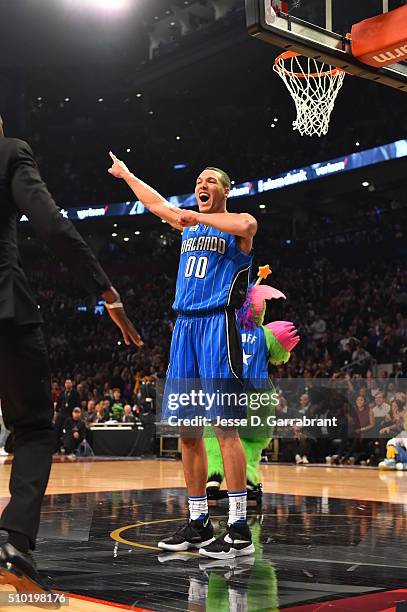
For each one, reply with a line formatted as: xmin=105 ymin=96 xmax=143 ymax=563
xmin=205 ymin=428 xmax=271 ymax=488
xmin=243 ymin=438 xmax=271 ymax=486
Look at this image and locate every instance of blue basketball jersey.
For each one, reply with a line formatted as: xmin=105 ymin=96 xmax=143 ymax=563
xmin=241 ymin=326 xmax=269 ymax=381
xmin=173 ymin=224 xmax=252 ymax=312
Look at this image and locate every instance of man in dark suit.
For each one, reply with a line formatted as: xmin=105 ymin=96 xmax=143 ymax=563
xmin=55 ymin=378 xmax=81 ymax=450
xmin=57 ymin=379 xmax=81 ymax=419
xmin=0 ymin=114 xmax=142 ymax=594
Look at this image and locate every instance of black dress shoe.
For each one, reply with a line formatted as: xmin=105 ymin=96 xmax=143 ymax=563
xmin=0 ymin=543 xmax=60 ymax=609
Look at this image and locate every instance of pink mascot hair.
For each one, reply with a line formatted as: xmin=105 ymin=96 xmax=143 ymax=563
xmin=238 ymin=284 xmax=286 ymax=331
xmin=265 ymin=321 xmax=300 ymax=353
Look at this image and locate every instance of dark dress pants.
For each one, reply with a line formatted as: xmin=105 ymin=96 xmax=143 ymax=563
xmin=0 ymin=322 xmax=56 ymax=549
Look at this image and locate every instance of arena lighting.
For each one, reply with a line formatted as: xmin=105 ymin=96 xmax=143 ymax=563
xmin=259 ymin=204 xmax=266 ymax=209
xmin=65 ymin=0 xmax=131 ymax=13
xmin=88 ymin=0 xmax=130 ymax=11
xmin=123 ymin=237 xmax=130 ymax=242
xmin=362 ymin=181 xmax=370 ymax=187
xmin=111 ymin=232 xmax=118 ymax=237
xmin=134 ymin=231 xmax=141 ymax=235
xmin=126 ymin=148 xmax=131 ymax=153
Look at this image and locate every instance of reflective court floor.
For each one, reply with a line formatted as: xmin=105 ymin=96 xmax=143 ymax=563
xmin=1 ymin=460 xmax=407 ymax=611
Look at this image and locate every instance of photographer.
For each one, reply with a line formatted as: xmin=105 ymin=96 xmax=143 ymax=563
xmin=62 ymin=408 xmax=86 ymax=455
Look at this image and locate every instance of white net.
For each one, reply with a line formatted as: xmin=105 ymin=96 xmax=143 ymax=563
xmin=273 ymin=52 xmax=346 ymax=137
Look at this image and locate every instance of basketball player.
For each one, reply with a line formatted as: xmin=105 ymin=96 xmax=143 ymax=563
xmin=108 ymin=153 xmax=257 ymax=559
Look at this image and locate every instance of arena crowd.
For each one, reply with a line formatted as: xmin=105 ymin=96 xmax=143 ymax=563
xmin=14 ymin=200 xmax=406 ymax=464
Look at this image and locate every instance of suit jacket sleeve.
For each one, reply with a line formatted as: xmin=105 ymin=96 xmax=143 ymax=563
xmin=10 ymin=140 xmax=111 ymax=295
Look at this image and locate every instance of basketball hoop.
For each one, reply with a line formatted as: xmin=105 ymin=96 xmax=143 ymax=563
xmin=273 ymin=51 xmax=346 ymax=137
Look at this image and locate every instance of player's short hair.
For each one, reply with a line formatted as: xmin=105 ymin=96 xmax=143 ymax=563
xmin=205 ymin=167 xmax=231 ymax=190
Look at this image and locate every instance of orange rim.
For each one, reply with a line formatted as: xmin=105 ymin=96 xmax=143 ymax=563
xmin=274 ymin=50 xmax=345 ymax=79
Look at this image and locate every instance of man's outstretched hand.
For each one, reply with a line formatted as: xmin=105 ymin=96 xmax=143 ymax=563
xmin=107 ymin=307 xmax=144 ymax=347
xmin=108 ymin=151 xmax=131 ymax=180
xmin=102 ymin=286 xmax=143 ymax=347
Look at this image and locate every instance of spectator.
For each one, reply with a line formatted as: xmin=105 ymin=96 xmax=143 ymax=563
xmin=373 ymin=392 xmax=391 ymax=423
xmin=297 ymin=393 xmax=311 ymax=415
xmin=62 ymin=408 xmax=86 ymax=455
xmin=102 ymin=398 xmax=112 ymax=418
xmin=56 ymin=379 xmax=81 ymax=423
xmin=51 ymin=381 xmax=61 ymax=406
xmin=110 ymin=389 xmax=124 ymax=421
xmin=336 ymin=395 xmax=374 ymax=465
xmin=84 ymin=400 xmax=97 ymax=427
xmin=353 ymin=395 xmax=375 ymax=439
xmin=351 ymin=344 xmax=371 ymax=366
xmin=310 ymin=314 xmax=326 ymax=341
xmin=94 ymin=402 xmax=107 ymax=423
xmin=379 ymin=399 xmax=405 ymax=437
xmin=122 ymin=404 xmax=136 ymax=423
xmin=55 ymin=379 xmax=81 ymax=450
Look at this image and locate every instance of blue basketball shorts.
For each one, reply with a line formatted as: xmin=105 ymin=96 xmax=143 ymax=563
xmin=160 ymin=307 xmax=246 ymax=423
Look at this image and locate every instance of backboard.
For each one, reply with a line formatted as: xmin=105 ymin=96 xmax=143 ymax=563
xmin=246 ymin=0 xmax=407 ymax=92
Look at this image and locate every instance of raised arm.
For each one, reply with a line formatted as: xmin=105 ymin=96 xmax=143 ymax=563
xmin=108 ymin=152 xmax=183 ymax=231
xmin=176 ymin=210 xmax=257 ymax=255
xmin=182 ymin=211 xmax=257 ymax=239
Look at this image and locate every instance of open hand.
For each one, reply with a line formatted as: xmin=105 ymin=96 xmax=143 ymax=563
xmin=108 ymin=151 xmax=131 ymax=180
xmin=107 ymin=306 xmax=144 ymax=347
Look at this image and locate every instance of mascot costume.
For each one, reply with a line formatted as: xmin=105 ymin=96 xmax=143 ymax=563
xmin=379 ymin=428 xmax=407 ymax=470
xmin=205 ymin=265 xmax=299 ymax=503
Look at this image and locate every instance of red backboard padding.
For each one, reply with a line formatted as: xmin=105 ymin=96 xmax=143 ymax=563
xmin=351 ymin=4 xmax=407 ymax=67
xmin=272 ymin=1 xmax=288 ymax=14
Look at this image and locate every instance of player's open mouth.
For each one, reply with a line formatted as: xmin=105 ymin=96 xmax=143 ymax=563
xmin=199 ymin=193 xmax=210 ymax=203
